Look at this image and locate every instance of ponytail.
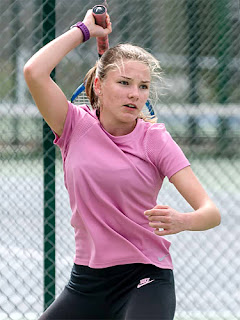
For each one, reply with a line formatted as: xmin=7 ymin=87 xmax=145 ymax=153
xmin=84 ymin=62 xmax=99 ymax=109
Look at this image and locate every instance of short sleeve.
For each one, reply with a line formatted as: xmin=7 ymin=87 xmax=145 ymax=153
xmin=158 ymin=132 xmax=190 ymax=180
xmin=146 ymin=123 xmax=190 ymax=180
xmin=53 ymin=102 xmax=90 ymax=151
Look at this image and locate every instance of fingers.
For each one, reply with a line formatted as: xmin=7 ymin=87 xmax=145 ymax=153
xmin=144 ymin=206 xmax=170 ymax=216
xmin=154 ymin=229 xmax=172 ymax=236
xmin=83 ymin=10 xmax=112 ymax=38
xmin=148 ymin=215 xmax=170 ymax=222
xmin=149 ymin=221 xmax=168 ymax=228
xmin=144 ymin=205 xmax=185 ymax=236
xmin=144 ymin=206 xmax=170 ymax=232
xmin=148 ymin=218 xmax=169 ymax=230
xmin=85 ymin=9 xmax=95 ymax=22
xmin=100 ymin=13 xmax=112 ymax=34
xmin=106 ymin=14 xmax=112 ymax=33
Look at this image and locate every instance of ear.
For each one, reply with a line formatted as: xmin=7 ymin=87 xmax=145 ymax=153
xmin=94 ymin=77 xmax=102 ymax=96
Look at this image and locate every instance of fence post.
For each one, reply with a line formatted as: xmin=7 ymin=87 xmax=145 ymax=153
xmin=10 ymin=0 xmax=20 ymax=145
xmin=42 ymin=0 xmax=56 ymax=311
xmin=186 ymin=0 xmax=200 ymax=144
xmin=215 ymin=0 xmax=232 ymax=156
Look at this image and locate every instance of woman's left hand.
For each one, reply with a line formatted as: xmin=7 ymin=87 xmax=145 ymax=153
xmin=144 ymin=205 xmax=187 ymax=236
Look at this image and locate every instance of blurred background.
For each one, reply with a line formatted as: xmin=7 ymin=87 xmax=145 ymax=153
xmin=0 ymin=0 xmax=239 ymax=319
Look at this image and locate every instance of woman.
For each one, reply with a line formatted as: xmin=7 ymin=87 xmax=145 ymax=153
xmin=24 ymin=8 xmax=221 ymax=320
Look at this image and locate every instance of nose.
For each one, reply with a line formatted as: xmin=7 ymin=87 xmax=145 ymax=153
xmin=128 ymin=85 xmax=139 ymax=100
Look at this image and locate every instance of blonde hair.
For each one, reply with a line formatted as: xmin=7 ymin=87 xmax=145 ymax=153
xmin=84 ymin=43 xmax=162 ymax=123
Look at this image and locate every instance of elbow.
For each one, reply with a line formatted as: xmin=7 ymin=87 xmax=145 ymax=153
xmin=205 ymin=201 xmax=221 ymax=229
xmin=214 ymin=207 xmax=221 ymax=227
xmin=23 ymin=61 xmax=38 ymax=83
xmin=23 ymin=60 xmax=48 ymax=84
xmin=189 ymin=203 xmax=221 ymax=231
xmin=208 ymin=204 xmax=221 ymax=229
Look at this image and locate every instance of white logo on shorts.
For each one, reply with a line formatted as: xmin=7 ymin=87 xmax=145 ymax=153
xmin=137 ymin=278 xmax=155 ymax=288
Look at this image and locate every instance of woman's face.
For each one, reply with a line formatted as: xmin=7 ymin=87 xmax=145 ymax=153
xmin=95 ymin=60 xmax=151 ymax=133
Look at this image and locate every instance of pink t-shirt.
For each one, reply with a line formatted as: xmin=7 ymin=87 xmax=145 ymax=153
xmin=54 ymin=102 xmax=190 ymax=269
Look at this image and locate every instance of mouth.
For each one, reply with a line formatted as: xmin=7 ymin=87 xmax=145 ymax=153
xmin=123 ymin=104 xmax=137 ymax=109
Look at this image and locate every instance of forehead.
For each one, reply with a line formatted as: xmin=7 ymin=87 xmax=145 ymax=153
xmin=108 ymin=60 xmax=150 ymax=80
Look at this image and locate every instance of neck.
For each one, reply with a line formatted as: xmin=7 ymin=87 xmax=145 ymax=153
xmin=99 ymin=114 xmax=137 ymax=136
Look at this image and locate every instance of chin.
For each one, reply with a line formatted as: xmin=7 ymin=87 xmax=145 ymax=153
xmin=120 ymin=115 xmax=137 ymax=124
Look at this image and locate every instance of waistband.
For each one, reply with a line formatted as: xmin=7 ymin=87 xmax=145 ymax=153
xmin=72 ymin=263 xmax=161 ymax=277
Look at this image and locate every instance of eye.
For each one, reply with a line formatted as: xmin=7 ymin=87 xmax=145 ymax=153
xmin=140 ymin=84 xmax=149 ymax=90
xmin=118 ymin=80 xmax=129 ymax=85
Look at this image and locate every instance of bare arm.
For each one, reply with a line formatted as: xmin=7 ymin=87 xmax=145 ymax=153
xmin=24 ymin=28 xmax=83 ymax=136
xmin=24 ymin=10 xmax=112 ymax=136
xmin=169 ymin=166 xmax=221 ymax=230
xmin=144 ymin=166 xmax=221 ymax=235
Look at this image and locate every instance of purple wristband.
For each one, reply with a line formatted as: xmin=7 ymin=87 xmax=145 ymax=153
xmin=70 ymin=21 xmax=90 ymax=42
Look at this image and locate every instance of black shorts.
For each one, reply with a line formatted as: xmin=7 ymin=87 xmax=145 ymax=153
xmin=39 ymin=263 xmax=176 ymax=320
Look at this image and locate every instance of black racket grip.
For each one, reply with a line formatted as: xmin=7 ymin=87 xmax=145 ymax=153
xmin=92 ymin=5 xmax=109 ymax=56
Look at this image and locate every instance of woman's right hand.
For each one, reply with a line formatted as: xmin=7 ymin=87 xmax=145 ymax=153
xmin=83 ymin=9 xmax=112 ymax=38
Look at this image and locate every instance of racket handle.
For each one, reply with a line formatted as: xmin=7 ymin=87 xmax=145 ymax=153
xmin=92 ymin=5 xmax=109 ymax=56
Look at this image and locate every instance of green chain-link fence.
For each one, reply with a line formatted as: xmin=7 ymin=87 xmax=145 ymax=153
xmin=0 ymin=0 xmax=239 ymax=319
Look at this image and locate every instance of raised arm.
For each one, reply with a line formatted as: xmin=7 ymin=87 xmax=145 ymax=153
xmin=24 ymin=10 xmax=111 ymax=136
xmin=144 ymin=166 xmax=221 ymax=236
